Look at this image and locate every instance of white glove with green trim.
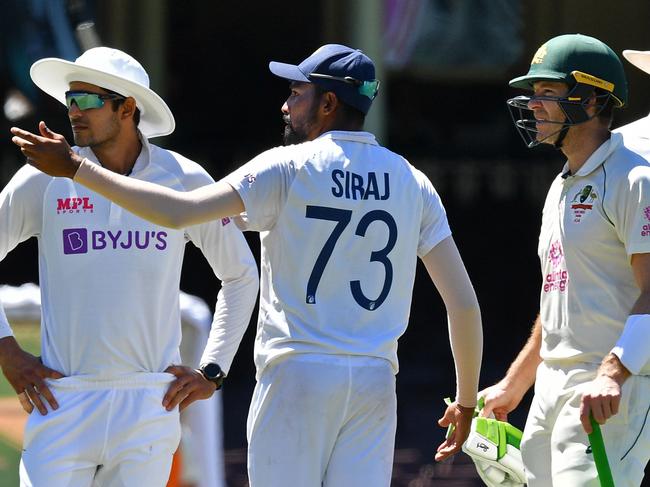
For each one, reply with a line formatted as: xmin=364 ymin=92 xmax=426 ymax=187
xmin=463 ymin=415 xmax=526 ymax=487
xmin=444 ymin=397 xmax=526 ymax=487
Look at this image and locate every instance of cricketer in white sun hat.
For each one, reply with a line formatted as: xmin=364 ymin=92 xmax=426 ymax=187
xmin=30 ymin=46 xmax=175 ymax=138
xmin=623 ymin=49 xmax=650 ymax=75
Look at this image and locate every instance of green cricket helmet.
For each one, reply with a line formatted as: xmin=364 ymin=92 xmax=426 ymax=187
xmin=507 ymin=34 xmax=628 ymax=148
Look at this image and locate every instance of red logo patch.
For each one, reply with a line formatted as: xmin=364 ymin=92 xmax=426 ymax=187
xmin=56 ymin=197 xmax=94 ymax=214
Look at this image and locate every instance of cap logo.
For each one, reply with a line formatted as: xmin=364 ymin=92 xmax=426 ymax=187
xmin=531 ymin=43 xmax=548 ymax=64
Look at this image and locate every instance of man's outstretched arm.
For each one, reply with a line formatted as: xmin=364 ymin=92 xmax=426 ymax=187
xmin=11 ymin=122 xmax=244 ymax=228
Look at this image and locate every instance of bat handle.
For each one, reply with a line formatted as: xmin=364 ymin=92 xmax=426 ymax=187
xmin=588 ymin=415 xmax=615 ymax=487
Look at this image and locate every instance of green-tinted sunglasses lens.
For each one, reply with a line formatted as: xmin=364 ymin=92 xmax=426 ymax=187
xmin=65 ymin=93 xmax=105 ymax=110
xmin=358 ymin=80 xmax=380 ymax=100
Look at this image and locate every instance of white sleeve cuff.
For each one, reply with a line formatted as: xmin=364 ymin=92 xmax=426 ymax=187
xmin=611 ymin=314 xmax=650 ymax=375
xmin=0 ymin=305 xmax=14 ymax=339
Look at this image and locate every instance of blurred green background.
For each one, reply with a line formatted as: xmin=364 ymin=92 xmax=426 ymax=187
xmin=0 ymin=323 xmax=40 ymax=487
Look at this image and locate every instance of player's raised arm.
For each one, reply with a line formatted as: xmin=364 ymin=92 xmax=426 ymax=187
xmin=11 ymin=122 xmax=244 ymax=228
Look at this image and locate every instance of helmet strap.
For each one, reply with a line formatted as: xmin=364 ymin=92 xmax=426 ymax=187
xmin=553 ymin=126 xmax=569 ymax=149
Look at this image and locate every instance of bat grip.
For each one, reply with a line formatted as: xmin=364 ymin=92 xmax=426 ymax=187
xmin=588 ymin=416 xmax=615 ymax=487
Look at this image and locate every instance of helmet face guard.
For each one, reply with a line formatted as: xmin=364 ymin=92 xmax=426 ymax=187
xmin=507 ymin=34 xmax=627 ymax=149
xmin=507 ymin=81 xmax=613 ymax=148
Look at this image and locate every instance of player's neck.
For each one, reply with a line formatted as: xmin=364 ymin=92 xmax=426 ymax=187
xmin=92 ymin=130 xmax=143 ymax=176
xmin=562 ymin=124 xmax=610 ymax=175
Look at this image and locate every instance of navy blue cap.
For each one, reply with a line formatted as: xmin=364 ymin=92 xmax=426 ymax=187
xmin=269 ymin=44 xmax=379 ymax=114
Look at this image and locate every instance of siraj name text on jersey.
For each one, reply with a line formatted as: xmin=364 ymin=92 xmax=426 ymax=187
xmin=330 ymin=170 xmax=390 ymax=200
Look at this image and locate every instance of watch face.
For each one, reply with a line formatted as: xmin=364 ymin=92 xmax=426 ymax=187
xmin=203 ymin=363 xmax=222 ymax=379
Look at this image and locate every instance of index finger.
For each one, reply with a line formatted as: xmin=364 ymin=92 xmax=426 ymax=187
xmin=10 ymin=126 xmax=51 ymax=143
xmin=164 ymin=364 xmax=187 ymax=377
xmin=579 ymin=399 xmax=593 ymax=434
xmin=479 ymin=402 xmax=493 ymax=418
xmin=434 ymin=436 xmax=461 ymax=461
xmin=162 ymin=374 xmax=194 ymax=408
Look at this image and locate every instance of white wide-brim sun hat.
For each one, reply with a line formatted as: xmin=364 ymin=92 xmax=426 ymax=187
xmin=623 ymin=49 xmax=650 ymax=76
xmin=30 ymin=47 xmax=175 ymax=139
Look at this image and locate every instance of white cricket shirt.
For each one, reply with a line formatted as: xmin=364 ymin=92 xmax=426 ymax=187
xmin=0 ymin=135 xmax=258 ymax=378
xmin=226 ymin=131 xmax=450 ymax=375
xmin=538 ymin=132 xmax=650 ymax=375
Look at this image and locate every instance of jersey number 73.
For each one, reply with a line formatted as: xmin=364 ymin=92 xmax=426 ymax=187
xmin=305 ymin=205 xmax=397 ymax=311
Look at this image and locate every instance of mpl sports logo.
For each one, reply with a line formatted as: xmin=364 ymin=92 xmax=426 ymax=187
xmin=57 ymin=197 xmax=94 ymax=214
xmin=62 ymin=228 xmax=167 ymax=255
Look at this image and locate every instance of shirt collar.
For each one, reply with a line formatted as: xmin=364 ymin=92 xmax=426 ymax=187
xmin=561 ymin=132 xmax=623 ymax=178
xmin=316 ymin=130 xmax=379 ymax=145
xmin=76 ymin=130 xmax=151 ymax=175
xmin=130 ymin=131 xmax=151 ymax=175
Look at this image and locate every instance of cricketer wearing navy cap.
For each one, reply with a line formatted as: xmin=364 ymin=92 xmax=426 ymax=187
xmin=269 ymin=43 xmax=380 ymax=115
xmin=13 ymin=42 xmax=482 ymax=487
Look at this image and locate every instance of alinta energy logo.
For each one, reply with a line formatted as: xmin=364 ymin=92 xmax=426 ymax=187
xmin=544 ymin=240 xmax=567 ymax=293
xmin=641 ymin=206 xmax=650 ymax=237
xmin=62 ymin=228 xmax=168 ymax=255
xmin=57 ymin=197 xmax=94 ymax=214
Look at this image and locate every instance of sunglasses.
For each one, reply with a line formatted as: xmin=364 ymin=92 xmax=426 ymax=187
xmin=65 ymin=91 xmax=125 ymax=110
xmin=308 ymin=73 xmax=380 ymax=100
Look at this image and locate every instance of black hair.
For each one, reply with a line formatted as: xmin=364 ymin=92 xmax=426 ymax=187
xmin=104 ymin=87 xmax=141 ymax=127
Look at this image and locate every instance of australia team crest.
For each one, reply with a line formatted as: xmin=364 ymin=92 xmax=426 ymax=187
xmin=570 ymin=184 xmax=597 ymax=223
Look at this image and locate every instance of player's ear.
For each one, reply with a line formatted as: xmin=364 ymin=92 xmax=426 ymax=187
xmin=120 ymin=97 xmax=138 ymax=121
xmin=321 ymin=91 xmax=340 ymax=116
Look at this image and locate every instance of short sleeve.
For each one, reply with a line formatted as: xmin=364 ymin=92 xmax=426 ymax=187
xmin=0 ymin=165 xmax=49 ymax=261
xmin=614 ymin=164 xmax=650 ymax=256
xmin=224 ymin=147 xmax=297 ymax=232
xmin=417 ymin=172 xmax=452 ymax=257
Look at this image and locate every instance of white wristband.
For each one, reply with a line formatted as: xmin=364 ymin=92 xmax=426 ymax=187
xmin=611 ymin=314 xmax=650 ymax=375
xmin=0 ymin=305 xmax=14 ymax=340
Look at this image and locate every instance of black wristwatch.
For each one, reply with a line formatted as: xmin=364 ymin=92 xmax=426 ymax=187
xmin=199 ymin=363 xmax=226 ymax=389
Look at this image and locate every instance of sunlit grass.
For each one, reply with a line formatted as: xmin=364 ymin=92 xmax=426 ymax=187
xmin=0 ymin=322 xmax=39 ymax=487
xmin=0 ymin=436 xmax=20 ymax=487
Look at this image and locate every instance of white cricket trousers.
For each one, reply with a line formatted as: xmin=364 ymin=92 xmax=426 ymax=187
xmin=522 ymin=362 xmax=650 ymax=487
xmin=19 ymin=373 xmax=181 ymax=487
xmin=247 ymin=354 xmax=397 ymax=487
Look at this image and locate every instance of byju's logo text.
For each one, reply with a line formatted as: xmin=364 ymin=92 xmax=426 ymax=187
xmin=62 ymin=228 xmax=168 ymax=255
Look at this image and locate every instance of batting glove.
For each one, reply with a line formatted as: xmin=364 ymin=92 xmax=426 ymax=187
xmin=443 ymin=397 xmax=526 ymax=487
xmin=462 ymin=416 xmax=526 ymax=487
